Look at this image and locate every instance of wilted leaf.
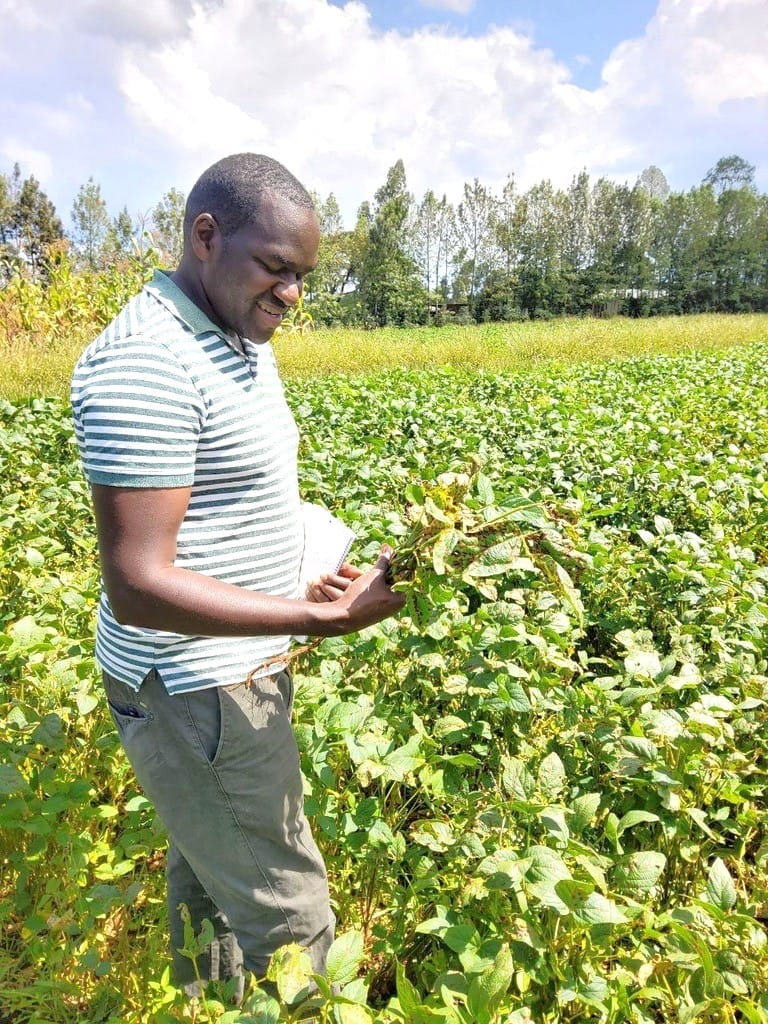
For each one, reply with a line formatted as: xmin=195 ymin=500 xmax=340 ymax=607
xmin=267 ymin=943 xmax=313 ymax=1003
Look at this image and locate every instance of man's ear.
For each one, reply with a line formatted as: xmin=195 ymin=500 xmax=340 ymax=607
xmin=189 ymin=213 xmax=220 ymax=262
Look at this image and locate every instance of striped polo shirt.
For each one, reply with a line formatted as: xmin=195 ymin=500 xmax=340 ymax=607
xmin=71 ymin=270 xmax=304 ymax=694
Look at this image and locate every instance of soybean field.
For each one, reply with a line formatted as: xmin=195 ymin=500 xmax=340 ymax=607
xmin=1 ymin=337 xmax=767 ymax=1023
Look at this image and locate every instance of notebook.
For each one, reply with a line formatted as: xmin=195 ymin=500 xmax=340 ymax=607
xmin=298 ymin=501 xmax=357 ymax=597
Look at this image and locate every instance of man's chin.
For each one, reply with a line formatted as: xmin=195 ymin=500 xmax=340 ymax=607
xmin=245 ymin=320 xmax=279 ymax=344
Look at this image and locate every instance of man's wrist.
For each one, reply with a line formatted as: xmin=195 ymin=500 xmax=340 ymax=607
xmin=302 ymin=596 xmax=350 ymax=637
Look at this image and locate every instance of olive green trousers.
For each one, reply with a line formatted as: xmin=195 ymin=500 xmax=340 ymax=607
xmin=102 ymin=667 xmax=334 ymax=996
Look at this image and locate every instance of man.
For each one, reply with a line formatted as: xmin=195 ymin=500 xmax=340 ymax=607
xmin=71 ymin=153 xmax=404 ymax=998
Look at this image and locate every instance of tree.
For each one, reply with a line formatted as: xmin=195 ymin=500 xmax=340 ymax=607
xmin=107 ymin=206 xmax=136 ymax=256
xmin=151 ymin=188 xmax=186 ymax=267
xmin=703 ymin=155 xmax=756 ymax=195
xmin=411 ymin=191 xmax=454 ymax=310
xmin=71 ymin=177 xmax=110 ymax=268
xmin=492 ymin=174 xmax=519 ymax=278
xmin=412 ymin=190 xmax=440 ymax=295
xmin=0 ymin=170 xmax=16 ymax=277
xmin=0 ymin=166 xmax=18 ymax=247
xmin=454 ymin=178 xmax=496 ymax=306
xmin=638 ymin=165 xmax=671 ymax=202
xmin=14 ymin=172 xmax=64 ymax=277
xmin=304 ymin=193 xmax=357 ymax=322
xmin=357 ymin=160 xmax=426 ymax=326
xmin=709 ymin=184 xmax=764 ymax=310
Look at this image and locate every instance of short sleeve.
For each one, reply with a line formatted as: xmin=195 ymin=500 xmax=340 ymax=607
xmin=71 ymin=336 xmax=206 ymax=488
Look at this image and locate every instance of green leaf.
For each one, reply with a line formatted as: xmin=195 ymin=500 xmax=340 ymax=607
xmin=538 ymin=752 xmax=566 ymax=797
xmin=75 ymin=692 xmax=100 ymax=716
xmin=568 ymin=793 xmax=601 ymax=833
xmin=381 ymin=734 xmax=423 ymax=781
xmin=30 ymin=713 xmax=65 ymax=750
xmin=326 ymin=930 xmax=364 ymax=986
xmin=465 ymin=538 xmax=522 ymax=578
xmin=706 ymin=857 xmax=737 ymax=910
xmin=624 ymin=650 xmax=662 ymax=678
xmin=442 ymin=924 xmax=481 ymax=954
xmin=540 ymin=806 xmax=569 ymax=842
xmin=0 ymin=764 xmax=28 ymax=795
xmin=501 ymin=757 xmax=535 ymax=800
xmin=478 ymin=848 xmax=522 ymax=884
xmin=616 ymin=809 xmax=659 ymax=836
xmin=395 ymin=961 xmax=422 ymax=1017
xmin=613 ymin=851 xmax=667 ymax=894
xmin=340 ymin=977 xmax=369 ymax=1003
xmin=576 ymin=893 xmax=628 ymax=925
xmin=7 ymin=615 xmax=47 ymax=654
xmin=525 ymin=846 xmax=572 ymax=913
xmin=241 ymin=988 xmax=281 ymax=1023
xmin=502 ymin=679 xmax=532 ymax=713
xmin=25 ymin=547 xmax=45 ymax=567
xmin=410 ymin=819 xmax=455 ymax=852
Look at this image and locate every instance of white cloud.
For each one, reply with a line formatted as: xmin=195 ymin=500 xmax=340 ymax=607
xmin=419 ymin=0 xmax=476 ymax=13
xmin=2 ymin=0 xmax=767 ymax=227
xmin=0 ymin=139 xmax=53 ymax=181
xmin=115 ymin=0 xmax=622 ymax=220
xmin=602 ymin=0 xmax=768 ymax=113
xmin=74 ymin=0 xmax=199 ymax=43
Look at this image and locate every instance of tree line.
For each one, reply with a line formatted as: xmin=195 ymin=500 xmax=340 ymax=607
xmin=1 ymin=154 xmax=766 ymax=327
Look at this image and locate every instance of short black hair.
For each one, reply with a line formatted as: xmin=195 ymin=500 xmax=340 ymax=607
xmin=183 ymin=153 xmax=315 ymax=241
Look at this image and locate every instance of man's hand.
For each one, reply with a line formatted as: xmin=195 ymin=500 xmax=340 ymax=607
xmin=92 ymin=483 xmax=403 ymax=638
xmin=305 ymin=562 xmax=363 ymax=602
xmin=306 ymin=546 xmax=404 ymax=630
xmin=320 ymin=545 xmax=405 ymax=631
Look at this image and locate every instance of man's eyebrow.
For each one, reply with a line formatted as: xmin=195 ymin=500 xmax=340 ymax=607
xmin=265 ymin=251 xmax=318 ymax=273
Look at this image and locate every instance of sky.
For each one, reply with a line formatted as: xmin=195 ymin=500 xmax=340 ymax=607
xmin=1 ymin=0 xmax=767 ymax=231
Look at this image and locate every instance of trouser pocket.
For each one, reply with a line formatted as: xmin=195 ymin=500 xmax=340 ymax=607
xmin=103 ymin=670 xmax=154 ymax=726
xmin=181 ymin=686 xmax=224 ymax=764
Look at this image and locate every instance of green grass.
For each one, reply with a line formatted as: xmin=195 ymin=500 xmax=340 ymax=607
xmin=3 ymin=313 xmax=767 ymax=402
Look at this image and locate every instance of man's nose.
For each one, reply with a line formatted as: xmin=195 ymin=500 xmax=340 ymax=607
xmin=274 ymin=278 xmax=302 ymax=306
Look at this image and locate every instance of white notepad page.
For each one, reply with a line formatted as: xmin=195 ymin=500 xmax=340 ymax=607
xmin=298 ymin=502 xmax=356 ymax=597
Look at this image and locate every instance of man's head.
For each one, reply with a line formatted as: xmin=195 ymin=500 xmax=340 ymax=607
xmin=182 ymin=153 xmax=315 ymax=244
xmin=177 ymin=153 xmax=320 ymax=344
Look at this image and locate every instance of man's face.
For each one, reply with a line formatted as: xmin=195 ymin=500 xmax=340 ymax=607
xmin=201 ymin=192 xmax=320 ymax=343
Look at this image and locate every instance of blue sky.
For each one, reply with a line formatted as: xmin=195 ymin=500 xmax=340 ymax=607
xmin=330 ymin=1 xmax=659 ymax=89
xmin=1 ymin=0 xmax=766 ymax=232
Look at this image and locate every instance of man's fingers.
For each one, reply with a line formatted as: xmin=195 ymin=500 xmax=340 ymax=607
xmin=374 ymin=544 xmax=396 ymax=584
xmin=339 ymin=562 xmax=364 ymax=580
xmin=374 ymin=544 xmax=394 ymax=570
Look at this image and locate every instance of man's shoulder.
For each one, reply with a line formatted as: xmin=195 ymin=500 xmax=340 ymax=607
xmin=74 ymin=286 xmax=195 ymax=379
xmin=91 ymin=285 xmax=179 ymax=350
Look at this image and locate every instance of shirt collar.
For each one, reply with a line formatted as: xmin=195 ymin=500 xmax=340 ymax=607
xmin=144 ymin=269 xmax=247 ymax=358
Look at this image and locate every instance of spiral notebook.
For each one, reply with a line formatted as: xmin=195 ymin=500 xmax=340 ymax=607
xmin=298 ymin=502 xmax=356 ymax=596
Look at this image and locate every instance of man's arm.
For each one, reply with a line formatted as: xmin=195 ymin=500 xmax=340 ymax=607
xmin=92 ymin=484 xmax=403 ymax=638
